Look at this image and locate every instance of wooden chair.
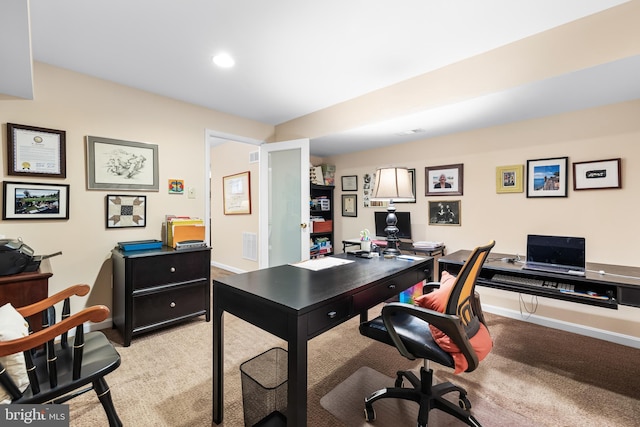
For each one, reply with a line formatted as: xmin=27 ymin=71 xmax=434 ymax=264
xmin=0 ymin=284 xmax=122 ymax=426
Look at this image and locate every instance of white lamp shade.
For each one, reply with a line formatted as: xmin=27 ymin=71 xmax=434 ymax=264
xmin=371 ymin=167 xmax=414 ymax=201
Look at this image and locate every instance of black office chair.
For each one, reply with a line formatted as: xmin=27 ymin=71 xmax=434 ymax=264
xmin=0 ymin=284 xmax=122 ymax=426
xmin=359 ymin=240 xmax=495 ymax=427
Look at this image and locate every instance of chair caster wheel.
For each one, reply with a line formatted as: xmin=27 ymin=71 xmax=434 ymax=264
xmin=458 ymin=395 xmax=472 ymax=411
xmin=364 ymin=404 xmax=376 ymax=421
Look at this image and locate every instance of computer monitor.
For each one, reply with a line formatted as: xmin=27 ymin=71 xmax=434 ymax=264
xmin=374 ymin=211 xmax=412 ymax=240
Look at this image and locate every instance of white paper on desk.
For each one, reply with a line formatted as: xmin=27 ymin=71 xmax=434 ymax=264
xmin=396 ymin=255 xmax=426 ymax=261
xmin=290 ymin=257 xmax=354 ymax=271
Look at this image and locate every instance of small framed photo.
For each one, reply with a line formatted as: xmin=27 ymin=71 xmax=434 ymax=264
xmin=223 ymin=171 xmax=251 ymax=215
xmin=396 ymin=168 xmax=416 ymax=204
xmin=526 ymin=157 xmax=568 ymax=198
xmin=573 ymin=158 xmax=621 ymax=190
xmin=2 ymin=181 xmax=70 ymax=220
xmin=425 ymin=163 xmax=463 ymax=196
xmin=7 ymin=123 xmax=66 ymax=178
xmin=106 ymin=195 xmax=147 ymax=228
xmin=496 ymin=164 xmax=524 ymax=193
xmin=428 ymin=200 xmax=461 ymax=226
xmin=341 ymin=175 xmax=358 ymax=191
xmin=342 ymin=194 xmax=357 ymax=217
xmin=86 ymin=136 xmax=159 ymax=191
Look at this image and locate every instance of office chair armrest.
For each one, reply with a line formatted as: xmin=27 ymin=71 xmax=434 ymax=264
xmin=16 ymin=284 xmax=91 ymax=318
xmin=0 ymin=305 xmax=110 ymax=357
xmin=382 ymin=302 xmax=478 ymax=369
xmin=423 ymin=281 xmax=441 ymax=294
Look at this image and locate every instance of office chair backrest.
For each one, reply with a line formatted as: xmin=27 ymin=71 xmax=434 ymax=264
xmin=444 ymin=240 xmax=495 ymax=327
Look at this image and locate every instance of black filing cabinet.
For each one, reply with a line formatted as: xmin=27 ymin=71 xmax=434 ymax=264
xmin=111 ymin=246 xmax=211 ymax=346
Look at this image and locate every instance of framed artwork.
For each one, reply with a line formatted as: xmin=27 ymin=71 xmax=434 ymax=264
xmin=223 ymin=171 xmax=251 ymax=215
xmin=341 ymin=175 xmax=358 ymax=191
xmin=428 ymin=200 xmax=461 ymax=226
xmin=396 ymin=168 xmax=417 ymax=204
xmin=168 ymin=179 xmax=185 ymax=194
xmin=106 ymin=195 xmax=147 ymax=228
xmin=496 ymin=164 xmax=524 ymax=193
xmin=425 ymin=163 xmax=463 ymax=196
xmin=526 ymin=157 xmax=568 ymax=198
xmin=86 ymin=136 xmax=159 ymax=191
xmin=7 ymin=123 xmax=66 ymax=178
xmin=342 ymin=194 xmax=357 ymax=217
xmin=2 ymin=181 xmax=70 ymax=220
xmin=573 ymin=158 xmax=621 ymax=190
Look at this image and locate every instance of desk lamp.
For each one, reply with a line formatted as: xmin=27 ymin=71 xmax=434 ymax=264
xmin=371 ymin=167 xmax=414 ymax=255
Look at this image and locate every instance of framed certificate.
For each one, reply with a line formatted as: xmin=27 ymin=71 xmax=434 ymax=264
xmin=7 ymin=123 xmax=66 ymax=178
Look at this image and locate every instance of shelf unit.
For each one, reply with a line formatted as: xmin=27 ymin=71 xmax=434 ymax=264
xmin=310 ymin=184 xmax=334 ymax=258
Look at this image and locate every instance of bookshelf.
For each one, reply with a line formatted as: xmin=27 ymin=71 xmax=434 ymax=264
xmin=310 ymin=184 xmax=334 ymax=257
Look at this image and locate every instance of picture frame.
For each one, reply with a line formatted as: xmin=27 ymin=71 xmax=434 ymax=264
xmin=496 ymin=164 xmax=524 ymax=193
xmin=7 ymin=123 xmax=66 ymax=178
xmin=428 ymin=200 xmax=461 ymax=226
xmin=86 ymin=136 xmax=159 ymax=191
xmin=395 ymin=168 xmax=417 ymax=203
xmin=341 ymin=194 xmax=357 ymax=217
xmin=223 ymin=171 xmax=251 ymax=215
xmin=425 ymin=163 xmax=463 ymax=196
xmin=573 ymin=158 xmax=621 ymax=191
xmin=526 ymin=157 xmax=568 ymax=198
xmin=106 ymin=194 xmax=147 ymax=228
xmin=2 ymin=181 xmax=70 ymax=220
xmin=341 ymin=175 xmax=358 ymax=191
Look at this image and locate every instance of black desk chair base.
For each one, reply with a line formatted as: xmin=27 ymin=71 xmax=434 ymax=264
xmin=363 ymin=365 xmax=481 ymax=427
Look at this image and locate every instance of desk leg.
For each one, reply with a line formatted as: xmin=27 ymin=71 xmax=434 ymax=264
xmin=212 ymin=294 xmax=224 ymax=424
xmin=287 ymin=317 xmax=308 ymax=426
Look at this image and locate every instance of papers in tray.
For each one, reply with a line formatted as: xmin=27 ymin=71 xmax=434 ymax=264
xmin=290 ymin=257 xmax=354 ymax=271
xmin=412 ymin=241 xmax=444 ymax=249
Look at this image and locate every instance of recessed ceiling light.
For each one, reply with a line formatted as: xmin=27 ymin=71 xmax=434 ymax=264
xmin=212 ymin=53 xmax=235 ymax=68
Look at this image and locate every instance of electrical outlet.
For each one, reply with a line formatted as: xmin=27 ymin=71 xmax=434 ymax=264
xmin=187 ymin=187 xmax=196 ymax=199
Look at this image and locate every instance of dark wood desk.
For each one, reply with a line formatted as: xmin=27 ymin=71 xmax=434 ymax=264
xmin=439 ymin=250 xmax=640 ymax=309
xmin=213 ymin=254 xmax=433 ymax=426
xmin=0 ymin=258 xmax=53 ymax=331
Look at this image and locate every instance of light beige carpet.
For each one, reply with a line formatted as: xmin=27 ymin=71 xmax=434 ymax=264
xmin=321 ymin=366 xmax=540 ymax=427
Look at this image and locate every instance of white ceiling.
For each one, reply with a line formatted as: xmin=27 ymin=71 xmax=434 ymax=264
xmin=27 ymin=0 xmax=636 ymax=156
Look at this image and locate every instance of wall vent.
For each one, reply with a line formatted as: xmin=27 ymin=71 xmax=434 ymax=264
xmin=242 ymin=232 xmax=258 ymax=261
xmin=249 ymin=151 xmax=259 ymax=163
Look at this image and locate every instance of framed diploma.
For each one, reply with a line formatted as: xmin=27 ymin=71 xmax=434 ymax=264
xmin=7 ymin=123 xmax=66 ymax=178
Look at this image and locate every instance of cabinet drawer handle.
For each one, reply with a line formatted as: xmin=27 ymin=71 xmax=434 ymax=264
xmin=170 ymin=302 xmax=176 ymax=308
xmin=388 ymin=284 xmax=396 ymax=290
xmin=170 ymin=267 xmax=176 ymax=273
xmin=327 ymin=311 xmax=337 ymax=319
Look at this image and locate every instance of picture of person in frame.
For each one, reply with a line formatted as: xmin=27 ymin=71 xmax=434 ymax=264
xmin=434 ymin=173 xmax=452 ymax=189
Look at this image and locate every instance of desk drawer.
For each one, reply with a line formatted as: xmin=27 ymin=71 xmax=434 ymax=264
xmin=307 ymin=298 xmax=351 ymax=336
xmin=132 ymin=281 xmax=208 ymax=329
xmin=352 ymin=270 xmax=421 ymax=312
xmin=131 ymin=251 xmax=210 ymax=289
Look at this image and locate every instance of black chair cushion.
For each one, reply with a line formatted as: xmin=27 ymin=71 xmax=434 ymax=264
xmin=360 ymin=311 xmax=455 ymax=368
xmin=16 ymin=331 xmax=121 ymax=403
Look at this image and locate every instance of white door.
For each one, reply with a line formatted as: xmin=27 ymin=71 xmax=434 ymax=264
xmin=259 ymin=139 xmax=310 ymax=268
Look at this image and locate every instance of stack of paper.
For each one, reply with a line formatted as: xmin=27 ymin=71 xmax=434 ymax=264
xmin=412 ymin=241 xmax=444 ymax=250
xmin=165 ymin=216 xmax=205 ymax=247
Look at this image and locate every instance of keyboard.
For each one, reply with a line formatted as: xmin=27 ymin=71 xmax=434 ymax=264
xmin=491 ymin=274 xmax=575 ymax=291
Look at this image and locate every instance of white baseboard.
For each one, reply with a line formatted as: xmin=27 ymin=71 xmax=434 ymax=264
xmin=211 ymin=261 xmax=246 ymax=274
xmin=483 ymin=304 xmax=640 ymax=349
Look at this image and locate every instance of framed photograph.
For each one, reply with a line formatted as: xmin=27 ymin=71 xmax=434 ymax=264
xmin=342 ymin=194 xmax=357 ymax=217
xmin=341 ymin=175 xmax=358 ymax=191
xmin=2 ymin=181 xmax=69 ymax=220
xmin=425 ymin=163 xmax=463 ymax=196
xmin=86 ymin=136 xmax=159 ymax=191
xmin=428 ymin=200 xmax=461 ymax=226
xmin=396 ymin=168 xmax=417 ymax=203
xmin=573 ymin=158 xmax=621 ymax=190
xmin=496 ymin=164 xmax=524 ymax=193
xmin=526 ymin=157 xmax=568 ymax=198
xmin=7 ymin=123 xmax=66 ymax=178
xmin=106 ymin=195 xmax=147 ymax=228
xmin=223 ymin=171 xmax=251 ymax=215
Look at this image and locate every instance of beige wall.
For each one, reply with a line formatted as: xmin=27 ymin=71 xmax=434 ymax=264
xmin=0 ymin=62 xmax=274 ymax=314
xmin=325 ymin=100 xmax=640 ymax=339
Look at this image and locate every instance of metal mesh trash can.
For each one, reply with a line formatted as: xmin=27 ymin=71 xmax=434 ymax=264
xmin=240 ymin=347 xmax=288 ymax=427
